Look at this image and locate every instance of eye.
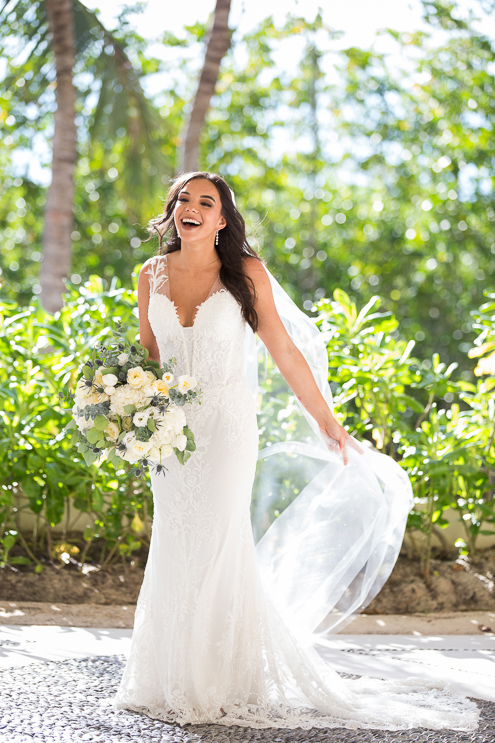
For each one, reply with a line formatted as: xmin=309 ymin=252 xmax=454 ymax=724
xmin=201 ymin=202 xmax=212 ymax=207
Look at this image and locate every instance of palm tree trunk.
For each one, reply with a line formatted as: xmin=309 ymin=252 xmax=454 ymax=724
xmin=41 ymin=0 xmax=77 ymax=313
xmin=177 ymin=0 xmax=232 ymax=174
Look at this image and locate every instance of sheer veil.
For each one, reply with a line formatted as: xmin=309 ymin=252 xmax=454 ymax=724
xmin=244 ymin=262 xmax=414 ymax=644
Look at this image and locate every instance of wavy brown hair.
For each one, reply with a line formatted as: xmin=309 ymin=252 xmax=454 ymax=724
xmin=148 ymin=171 xmax=262 ymax=332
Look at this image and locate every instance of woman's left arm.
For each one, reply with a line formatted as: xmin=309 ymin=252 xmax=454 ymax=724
xmin=245 ymin=258 xmax=362 ymax=465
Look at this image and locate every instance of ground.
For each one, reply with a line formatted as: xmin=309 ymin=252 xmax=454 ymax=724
xmin=1 ymin=549 xmax=495 ymax=621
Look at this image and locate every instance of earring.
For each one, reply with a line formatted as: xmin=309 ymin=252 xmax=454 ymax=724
xmin=215 ymin=230 xmax=219 ymax=246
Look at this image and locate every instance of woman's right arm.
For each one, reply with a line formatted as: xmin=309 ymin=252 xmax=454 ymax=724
xmin=137 ymin=260 xmax=160 ymax=364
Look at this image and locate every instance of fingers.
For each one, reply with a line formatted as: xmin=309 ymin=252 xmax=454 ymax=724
xmin=348 ymin=437 xmax=364 ymax=455
xmin=340 ymin=434 xmax=364 ymax=465
xmin=340 ymin=437 xmax=349 ymax=466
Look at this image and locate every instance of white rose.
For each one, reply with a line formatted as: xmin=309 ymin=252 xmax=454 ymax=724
xmin=133 ymin=410 xmax=150 ymax=427
xmin=177 ymin=375 xmax=197 ymax=393
xmin=75 ymin=415 xmax=92 ymax=432
xmin=127 ymin=366 xmax=148 ymax=388
xmin=130 ymin=440 xmax=152 ymax=457
xmin=118 ymin=353 xmax=129 ymax=365
xmin=124 ymin=449 xmax=141 ymax=464
xmin=104 ymin=386 xmax=117 ymax=395
xmin=104 ymin=421 xmax=120 ymax=440
xmin=102 ymin=373 xmax=119 ymax=387
xmin=120 ymin=433 xmax=139 ymax=463
xmin=162 ymin=372 xmax=174 ymax=385
xmin=123 ymin=431 xmax=136 ymax=446
xmin=174 ymin=433 xmax=187 ymax=452
xmin=160 ymin=443 xmax=173 ymax=458
xmin=147 ymin=445 xmax=161 ymax=463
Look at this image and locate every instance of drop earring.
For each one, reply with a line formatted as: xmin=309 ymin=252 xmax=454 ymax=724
xmin=215 ymin=230 xmax=219 ymax=246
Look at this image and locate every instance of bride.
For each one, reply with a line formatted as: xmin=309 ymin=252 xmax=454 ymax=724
xmin=113 ymin=171 xmax=479 ymax=731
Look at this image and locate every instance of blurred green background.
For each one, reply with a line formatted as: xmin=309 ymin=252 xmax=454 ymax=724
xmin=0 ymin=0 xmax=494 ymax=578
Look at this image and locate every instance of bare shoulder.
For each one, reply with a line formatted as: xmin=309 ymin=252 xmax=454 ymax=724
xmin=242 ymin=255 xmax=270 ymax=289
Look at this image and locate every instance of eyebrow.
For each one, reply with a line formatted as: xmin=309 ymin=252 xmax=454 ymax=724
xmin=180 ymin=190 xmax=216 ymax=203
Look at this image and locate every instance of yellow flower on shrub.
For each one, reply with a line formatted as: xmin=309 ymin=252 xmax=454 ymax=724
xmin=474 ymin=351 xmax=495 ymax=377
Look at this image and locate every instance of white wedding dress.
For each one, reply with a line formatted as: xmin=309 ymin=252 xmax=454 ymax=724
xmin=113 ymin=253 xmax=479 ymax=731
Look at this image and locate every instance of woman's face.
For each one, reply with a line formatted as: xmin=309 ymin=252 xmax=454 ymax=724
xmin=174 ymin=178 xmax=226 ymax=244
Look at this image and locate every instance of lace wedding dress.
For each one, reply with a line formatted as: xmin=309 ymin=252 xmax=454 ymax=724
xmin=113 ymin=253 xmax=479 ymax=731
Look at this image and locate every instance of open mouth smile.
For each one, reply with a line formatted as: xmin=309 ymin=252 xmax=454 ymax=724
xmin=181 ymin=218 xmax=202 ymax=230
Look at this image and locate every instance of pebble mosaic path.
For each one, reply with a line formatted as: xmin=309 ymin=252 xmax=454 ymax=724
xmin=0 ymin=655 xmax=493 ymax=743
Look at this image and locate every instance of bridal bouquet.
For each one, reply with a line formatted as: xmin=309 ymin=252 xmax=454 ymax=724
xmin=64 ymin=322 xmax=200 ymax=476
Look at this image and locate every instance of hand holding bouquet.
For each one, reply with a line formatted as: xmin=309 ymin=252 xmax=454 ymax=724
xmin=64 ymin=322 xmax=200 ymax=476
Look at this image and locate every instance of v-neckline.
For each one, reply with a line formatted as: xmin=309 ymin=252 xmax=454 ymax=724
xmin=163 ymin=290 xmax=225 ymax=330
xmin=164 ymin=253 xmax=222 ymax=330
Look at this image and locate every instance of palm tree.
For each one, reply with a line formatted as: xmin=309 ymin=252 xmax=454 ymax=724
xmin=0 ymin=0 xmax=169 ymax=312
xmin=41 ymin=0 xmax=77 ymax=313
xmin=178 ymin=0 xmax=232 ymax=173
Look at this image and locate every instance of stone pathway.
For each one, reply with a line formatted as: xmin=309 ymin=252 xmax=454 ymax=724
xmin=0 ymin=655 xmax=493 ymax=743
xmin=1 ymin=626 xmax=495 ymax=742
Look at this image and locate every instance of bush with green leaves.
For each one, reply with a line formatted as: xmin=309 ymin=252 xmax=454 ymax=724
xmin=316 ymin=289 xmax=495 ymax=582
xmin=0 ymin=273 xmax=151 ymax=571
xmin=1 ymin=277 xmax=494 ymax=581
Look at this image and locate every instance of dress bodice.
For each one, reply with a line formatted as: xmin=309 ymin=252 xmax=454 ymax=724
xmin=145 ymin=254 xmax=247 ymax=390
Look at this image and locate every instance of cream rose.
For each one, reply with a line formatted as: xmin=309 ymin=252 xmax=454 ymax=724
xmin=76 ymin=391 xmax=100 ymax=406
xmin=130 ymin=440 xmax=152 ymax=457
xmin=104 ymin=421 xmax=120 ymax=440
xmin=127 ymin=366 xmax=148 ymax=388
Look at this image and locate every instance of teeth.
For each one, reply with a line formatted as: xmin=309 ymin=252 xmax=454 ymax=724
xmin=182 ymin=218 xmax=201 ymax=225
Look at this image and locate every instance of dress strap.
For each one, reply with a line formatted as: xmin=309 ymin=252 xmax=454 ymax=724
xmin=145 ymin=254 xmax=170 ymax=298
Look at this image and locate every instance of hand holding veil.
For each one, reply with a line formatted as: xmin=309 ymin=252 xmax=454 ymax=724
xmin=244 ymin=262 xmax=414 ymax=644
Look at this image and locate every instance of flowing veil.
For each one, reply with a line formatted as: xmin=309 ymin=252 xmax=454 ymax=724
xmin=244 ymin=262 xmax=415 ymax=644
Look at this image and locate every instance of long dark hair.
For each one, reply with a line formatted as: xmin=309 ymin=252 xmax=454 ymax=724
xmin=148 ymin=171 xmax=262 ymax=332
